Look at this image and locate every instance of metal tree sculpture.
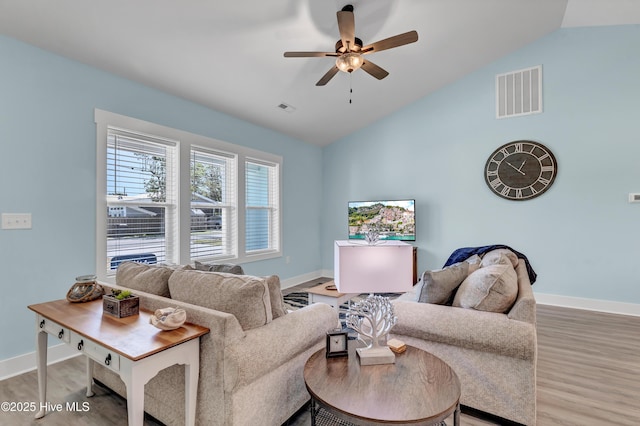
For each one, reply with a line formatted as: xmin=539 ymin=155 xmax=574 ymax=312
xmin=346 ymin=295 xmax=397 ymax=348
xmin=364 ymin=227 xmax=380 ymax=245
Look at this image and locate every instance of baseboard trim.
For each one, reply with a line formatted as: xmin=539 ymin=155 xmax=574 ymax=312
xmin=535 ymin=292 xmax=640 ymax=317
xmin=0 ymin=343 xmax=80 ymax=381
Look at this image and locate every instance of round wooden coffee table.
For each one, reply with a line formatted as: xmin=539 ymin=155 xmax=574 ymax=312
xmin=304 ymin=342 xmax=460 ymax=425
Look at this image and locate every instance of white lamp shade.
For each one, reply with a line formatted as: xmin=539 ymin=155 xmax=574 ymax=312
xmin=334 ymin=240 xmax=413 ymax=293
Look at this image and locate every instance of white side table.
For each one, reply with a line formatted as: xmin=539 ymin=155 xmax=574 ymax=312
xmin=306 ymin=281 xmax=358 ymax=320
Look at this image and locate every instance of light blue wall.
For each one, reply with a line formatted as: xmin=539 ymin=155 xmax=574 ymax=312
xmin=322 ymin=25 xmax=640 ymax=304
xmin=0 ymin=36 xmax=323 ymax=360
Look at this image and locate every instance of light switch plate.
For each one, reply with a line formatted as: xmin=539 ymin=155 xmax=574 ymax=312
xmin=1 ymin=213 xmax=32 ymax=229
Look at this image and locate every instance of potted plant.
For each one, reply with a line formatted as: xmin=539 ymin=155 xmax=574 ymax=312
xmin=103 ymin=289 xmax=139 ymax=318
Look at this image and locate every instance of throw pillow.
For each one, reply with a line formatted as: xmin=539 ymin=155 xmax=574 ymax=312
xmin=115 ymin=261 xmax=174 ymax=298
xmin=418 ymin=261 xmax=469 ymax=305
xmin=453 ymin=256 xmax=518 ymax=313
xmin=465 ymin=254 xmax=482 ymax=275
xmin=194 ymin=260 xmax=245 ymax=275
xmin=168 ymin=269 xmax=273 ymax=330
xmin=481 ymin=249 xmax=518 ymax=268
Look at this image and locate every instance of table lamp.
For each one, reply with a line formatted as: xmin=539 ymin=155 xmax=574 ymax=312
xmin=334 ymin=240 xmax=413 ymax=365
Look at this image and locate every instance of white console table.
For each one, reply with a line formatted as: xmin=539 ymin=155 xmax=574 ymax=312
xmin=28 ymin=299 xmax=209 ymax=426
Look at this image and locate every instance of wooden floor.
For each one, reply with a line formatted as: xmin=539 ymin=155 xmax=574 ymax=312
xmin=1 ymin=304 xmax=639 ymax=426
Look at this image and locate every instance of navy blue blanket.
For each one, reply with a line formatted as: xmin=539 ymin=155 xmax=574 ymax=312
xmin=443 ymin=244 xmax=537 ymax=284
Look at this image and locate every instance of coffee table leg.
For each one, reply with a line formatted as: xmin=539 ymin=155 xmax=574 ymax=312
xmin=453 ymin=403 xmax=460 ymax=426
xmin=310 ymin=398 xmax=317 ymax=426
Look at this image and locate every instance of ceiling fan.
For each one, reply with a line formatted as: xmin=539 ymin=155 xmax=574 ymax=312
xmin=284 ymin=4 xmax=418 ymax=86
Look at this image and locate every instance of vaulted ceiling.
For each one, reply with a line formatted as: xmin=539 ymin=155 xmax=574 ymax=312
xmin=2 ymin=0 xmax=639 ymax=146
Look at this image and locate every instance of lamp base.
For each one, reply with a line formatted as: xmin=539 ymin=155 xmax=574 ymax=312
xmin=356 ymin=346 xmax=396 ymax=365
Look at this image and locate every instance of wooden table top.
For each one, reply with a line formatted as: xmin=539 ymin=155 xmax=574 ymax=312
xmin=28 ymin=299 xmax=209 ymax=361
xmin=304 ymin=342 xmax=460 ymax=424
xmin=306 ymin=281 xmax=352 ymax=297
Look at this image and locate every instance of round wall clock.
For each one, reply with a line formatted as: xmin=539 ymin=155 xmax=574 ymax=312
xmin=484 ymin=140 xmax=557 ymax=201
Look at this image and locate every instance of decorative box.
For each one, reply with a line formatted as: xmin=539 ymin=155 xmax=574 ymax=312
xmin=103 ymin=294 xmax=139 ymax=318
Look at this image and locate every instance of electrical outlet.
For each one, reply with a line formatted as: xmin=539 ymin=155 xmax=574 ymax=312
xmin=1 ymin=213 xmax=32 ymax=229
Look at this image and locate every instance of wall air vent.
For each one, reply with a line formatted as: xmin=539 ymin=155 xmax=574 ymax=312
xmin=496 ymin=65 xmax=542 ymax=119
xmin=628 ymin=193 xmax=640 ymax=203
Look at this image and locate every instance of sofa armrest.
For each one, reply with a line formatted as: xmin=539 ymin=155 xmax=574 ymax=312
xmin=223 ymin=303 xmax=337 ymax=391
xmin=392 ymin=299 xmax=536 ymax=360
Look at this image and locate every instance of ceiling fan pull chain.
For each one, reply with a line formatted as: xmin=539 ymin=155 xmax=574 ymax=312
xmin=349 ymin=73 xmax=353 ymax=104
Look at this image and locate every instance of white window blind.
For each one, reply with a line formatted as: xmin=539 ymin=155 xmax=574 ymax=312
xmin=245 ymin=160 xmax=280 ymax=253
xmin=106 ymin=129 xmax=178 ymax=273
xmin=190 ymin=147 xmax=237 ymax=260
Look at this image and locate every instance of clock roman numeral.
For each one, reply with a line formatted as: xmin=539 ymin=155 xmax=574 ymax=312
xmin=541 ymin=165 xmax=554 ymax=172
xmin=513 ymin=143 xmax=523 ymax=153
xmin=538 ymin=177 xmax=550 ymax=185
xmin=515 ymin=189 xmax=523 ymax=198
xmin=500 ymin=186 xmax=511 ymax=196
xmin=490 ymin=178 xmax=503 ymax=189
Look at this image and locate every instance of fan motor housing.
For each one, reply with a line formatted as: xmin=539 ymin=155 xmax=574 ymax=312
xmin=335 ymin=37 xmax=363 ymax=54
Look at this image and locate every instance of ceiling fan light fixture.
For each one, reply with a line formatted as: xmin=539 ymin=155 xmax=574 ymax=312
xmin=335 ymin=52 xmax=363 ymax=73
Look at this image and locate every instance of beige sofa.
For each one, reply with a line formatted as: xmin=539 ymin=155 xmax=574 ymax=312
xmin=93 ymin=262 xmax=337 ymax=426
xmin=390 ymin=255 xmax=537 ymax=426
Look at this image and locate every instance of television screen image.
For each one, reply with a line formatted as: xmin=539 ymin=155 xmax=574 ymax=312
xmin=348 ymin=199 xmax=415 ymax=241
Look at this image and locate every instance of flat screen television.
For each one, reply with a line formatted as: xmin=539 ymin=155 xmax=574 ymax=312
xmin=348 ymin=199 xmax=415 ymax=241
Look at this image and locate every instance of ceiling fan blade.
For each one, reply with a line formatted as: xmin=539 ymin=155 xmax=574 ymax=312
xmin=337 ymin=9 xmax=355 ymax=51
xmin=284 ymin=51 xmax=338 ymax=58
xmin=316 ymin=66 xmax=339 ymax=86
xmin=360 ymin=60 xmax=389 ymax=80
xmin=362 ymin=30 xmax=418 ymax=54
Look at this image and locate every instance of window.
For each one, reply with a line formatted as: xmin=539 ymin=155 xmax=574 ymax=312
xmin=95 ymin=109 xmax=281 ymax=281
xmin=105 ymin=129 xmax=178 ymax=270
xmin=190 ymin=148 xmax=237 ymax=260
xmin=246 ymin=160 xmax=280 ymax=253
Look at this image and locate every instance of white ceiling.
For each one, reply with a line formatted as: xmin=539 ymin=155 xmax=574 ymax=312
xmin=1 ymin=0 xmax=639 ymax=146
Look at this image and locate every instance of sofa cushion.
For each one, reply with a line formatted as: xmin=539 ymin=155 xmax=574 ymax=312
xmin=168 ymin=269 xmax=273 ymax=330
xmin=193 ymin=261 xmax=286 ymax=319
xmin=115 ymin=261 xmax=174 ymax=298
xmin=418 ymin=261 xmax=469 ymax=305
xmin=481 ymin=249 xmax=518 ymax=268
xmin=194 ymin=260 xmax=245 ymax=275
xmin=453 ymin=256 xmax=518 ymax=313
xmin=264 ymin=275 xmax=288 ymax=319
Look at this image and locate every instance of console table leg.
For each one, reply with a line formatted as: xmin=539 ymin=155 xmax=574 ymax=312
xmin=122 ymin=368 xmax=145 ymax=426
xmin=35 ymin=330 xmax=47 ymax=419
xmin=85 ymin=356 xmax=95 ymax=397
xmin=184 ymin=356 xmax=199 ymax=426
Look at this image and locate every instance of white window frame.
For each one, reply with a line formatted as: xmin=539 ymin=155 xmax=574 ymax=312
xmin=95 ymin=109 xmax=282 ymax=282
xmin=245 ymin=158 xmax=280 ymax=255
